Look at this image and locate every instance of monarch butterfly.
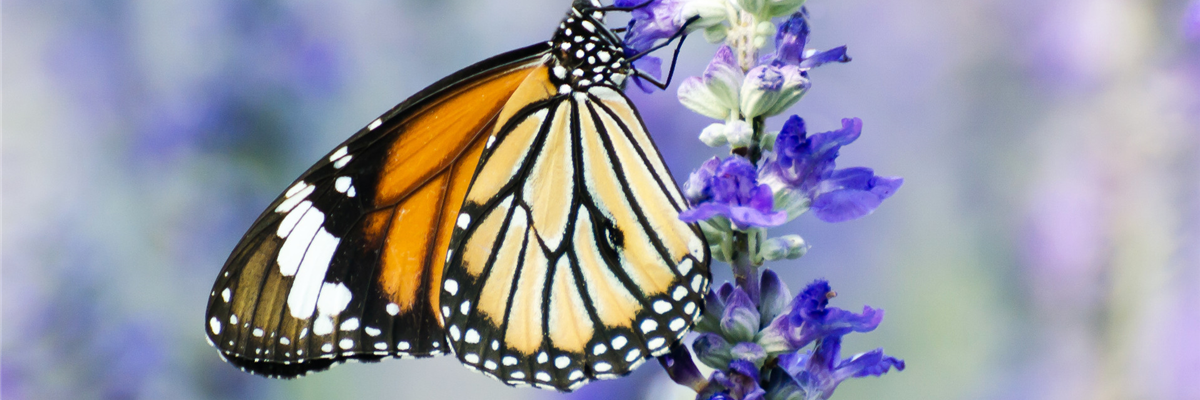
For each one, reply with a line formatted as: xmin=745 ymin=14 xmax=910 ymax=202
xmin=205 ymin=0 xmax=710 ymax=391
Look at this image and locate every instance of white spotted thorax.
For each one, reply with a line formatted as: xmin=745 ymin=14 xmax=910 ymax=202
xmin=548 ymin=5 xmax=630 ymax=93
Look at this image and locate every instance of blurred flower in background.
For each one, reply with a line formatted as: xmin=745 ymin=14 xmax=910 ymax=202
xmin=6 ymin=0 xmax=1200 ymax=400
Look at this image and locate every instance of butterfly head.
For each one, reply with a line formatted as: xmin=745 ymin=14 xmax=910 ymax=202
xmin=549 ymin=2 xmax=630 ymax=92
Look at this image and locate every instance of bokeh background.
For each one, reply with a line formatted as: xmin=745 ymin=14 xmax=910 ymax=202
xmin=6 ymin=0 xmax=1200 ymax=399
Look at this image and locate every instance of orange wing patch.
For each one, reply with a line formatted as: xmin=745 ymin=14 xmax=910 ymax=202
xmin=362 ymin=64 xmax=548 ymax=319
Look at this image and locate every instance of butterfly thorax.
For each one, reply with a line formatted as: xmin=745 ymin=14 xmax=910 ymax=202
xmin=548 ymin=7 xmax=629 ymax=93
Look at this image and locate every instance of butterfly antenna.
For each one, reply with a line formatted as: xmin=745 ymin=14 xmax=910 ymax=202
xmin=626 ymin=16 xmax=698 ymax=89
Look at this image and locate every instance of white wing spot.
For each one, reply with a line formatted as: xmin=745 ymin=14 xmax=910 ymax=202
xmin=503 ymin=356 xmax=518 ymax=366
xmin=669 ymin=318 xmax=686 ymax=331
xmin=684 ymin=302 xmax=696 ymax=315
xmin=442 ymin=306 xmax=451 ymax=318
xmin=313 ymin=316 xmax=334 ymax=335
xmin=322 ymin=343 xmax=334 ymax=353
xmin=585 ymin=43 xmax=595 ymax=51
xmin=491 ymin=340 xmax=500 ymax=350
xmin=537 ymin=352 xmax=549 ymax=364
xmin=449 ymin=326 xmax=461 ymax=341
xmin=679 ymin=259 xmax=693 ymax=275
xmin=252 ymin=328 xmax=264 ymax=337
xmin=456 ymin=213 xmax=471 ymax=229
xmin=340 ymin=318 xmax=360 ymax=331
xmin=647 ymin=337 xmax=666 ymax=350
xmin=672 ymin=286 xmax=687 ymax=301
xmin=209 ymin=317 xmax=221 ymax=335
xmin=221 ymin=288 xmax=231 ymax=302
xmin=333 ymin=155 xmax=352 ymax=169
xmin=444 ymin=279 xmax=459 ymax=295
xmin=229 ymin=315 xmax=238 ymax=325
xmin=641 ymin=319 xmax=658 ymax=333
xmin=594 ymin=362 xmax=612 ymax=372
xmin=611 ymin=336 xmax=627 ymax=350
xmin=339 ymin=338 xmax=354 ymax=350
xmin=486 ymin=135 xmax=496 ymax=149
xmin=555 ymin=356 xmax=570 ymax=369
xmin=581 ymin=20 xmax=596 ymax=31
xmin=459 ymin=300 xmax=471 ymax=315
xmin=691 ymin=275 xmax=704 ymax=292
xmin=397 ymin=341 xmax=411 ymax=350
xmin=365 ymin=326 xmax=381 ymax=336
xmin=597 ymin=51 xmax=610 ymax=62
xmin=275 ymin=184 xmax=314 ymax=214
xmin=465 ymin=329 xmax=480 ymax=344
xmin=375 ymin=342 xmax=388 ymax=350
xmin=280 ymin=337 xmax=291 ymax=345
xmin=335 ymin=176 xmax=352 ymax=193
xmin=553 ymin=65 xmax=567 ymax=79
xmin=464 ymin=353 xmax=480 ymax=364
xmin=625 ymin=349 xmax=641 ymax=362
xmin=484 ymin=360 xmax=498 ymax=370
xmin=386 ymin=303 xmax=400 ymax=316
xmin=285 ymin=181 xmax=308 ymax=197
xmin=653 ymin=300 xmax=672 ymax=314
xmin=593 ymin=343 xmax=607 ymax=355
xmin=329 ymin=147 xmax=349 ymax=163
xmin=300 ymin=327 xmax=308 ymax=339
xmin=511 ymin=371 xmax=526 ymax=379
xmin=536 ymin=372 xmax=552 ymax=382
xmin=569 ymin=370 xmax=584 ymax=381
xmin=368 ymin=119 xmax=383 ymax=130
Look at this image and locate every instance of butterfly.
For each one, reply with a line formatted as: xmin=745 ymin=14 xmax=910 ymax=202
xmin=205 ymin=0 xmax=710 ymax=391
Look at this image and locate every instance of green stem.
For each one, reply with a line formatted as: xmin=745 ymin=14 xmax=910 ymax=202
xmin=731 ymin=231 xmax=761 ymax=303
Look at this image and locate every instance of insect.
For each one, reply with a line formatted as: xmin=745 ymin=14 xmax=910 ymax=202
xmin=205 ymin=0 xmax=710 ymax=391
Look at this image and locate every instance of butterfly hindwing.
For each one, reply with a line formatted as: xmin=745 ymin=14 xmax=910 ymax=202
xmin=440 ymin=86 xmax=710 ymax=391
xmin=205 ymin=44 xmax=551 ymax=376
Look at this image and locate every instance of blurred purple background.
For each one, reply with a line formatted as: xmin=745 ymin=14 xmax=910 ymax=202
xmin=5 ymin=0 xmax=1199 ymax=399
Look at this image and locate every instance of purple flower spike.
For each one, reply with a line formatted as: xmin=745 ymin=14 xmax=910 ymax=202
xmin=681 ymin=156 xmax=787 ymax=229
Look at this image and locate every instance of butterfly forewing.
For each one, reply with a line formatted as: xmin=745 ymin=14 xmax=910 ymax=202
xmin=441 ymin=86 xmax=710 ymax=390
xmin=205 ymin=44 xmax=550 ymax=377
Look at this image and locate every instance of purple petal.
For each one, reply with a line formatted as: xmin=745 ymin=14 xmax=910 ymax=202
xmin=835 ymin=348 xmax=906 ymax=380
xmin=810 ymin=168 xmax=903 ymax=223
xmin=798 ymin=45 xmax=851 ymax=69
xmin=774 ymin=11 xmax=811 ymax=65
xmin=679 ymin=203 xmax=731 ymax=223
xmin=726 ymin=205 xmax=788 ymax=228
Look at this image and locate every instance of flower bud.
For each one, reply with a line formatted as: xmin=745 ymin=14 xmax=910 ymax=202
xmin=730 ymin=342 xmax=767 ymax=369
xmin=693 ymin=332 xmax=734 ymax=369
xmin=724 ymin=119 xmax=754 ymax=148
xmin=720 ymin=288 xmax=761 ymax=343
xmin=763 ymin=0 xmax=807 ymax=21
xmin=678 ymin=46 xmax=744 ymax=120
xmin=760 ymin=235 xmax=808 ymax=261
xmin=740 ymin=63 xmax=809 ymax=118
xmin=699 ymin=123 xmax=730 ymax=147
xmin=680 ymin=0 xmax=729 ymax=32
